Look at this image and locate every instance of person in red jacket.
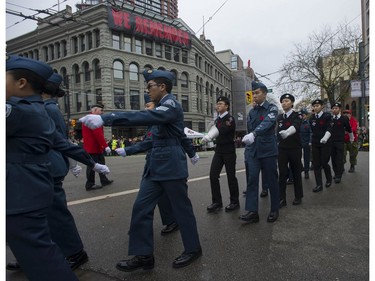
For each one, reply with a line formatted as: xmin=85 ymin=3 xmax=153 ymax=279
xmin=82 ymin=104 xmax=113 ymax=190
xmin=342 ymin=110 xmax=359 ymax=173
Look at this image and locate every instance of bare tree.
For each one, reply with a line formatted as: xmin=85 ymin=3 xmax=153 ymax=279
xmin=277 ymin=22 xmax=361 ymax=107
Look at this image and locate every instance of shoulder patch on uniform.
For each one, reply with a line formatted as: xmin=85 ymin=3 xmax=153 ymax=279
xmin=156 ymin=105 xmax=169 ymax=112
xmin=163 ymin=99 xmax=176 ymax=108
xmin=268 ymin=112 xmax=276 ymax=119
xmin=6 ymin=104 xmax=12 ymax=118
xmin=270 ymin=106 xmax=278 ymax=112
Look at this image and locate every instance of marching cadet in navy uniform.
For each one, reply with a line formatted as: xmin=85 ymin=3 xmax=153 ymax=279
xmin=6 ymin=73 xmax=90 ymax=272
xmin=6 ymin=55 xmax=79 ymax=281
xmin=330 ymin=102 xmax=353 ymax=183
xmin=239 ymin=81 xmax=280 ymax=223
xmin=115 ymin=94 xmax=200 ymax=236
xmin=80 ymin=69 xmax=202 ymax=270
xmin=203 ymin=96 xmax=240 ymax=213
xmin=300 ymin=109 xmax=312 ymax=179
xmin=6 ymin=56 xmax=110 ymax=280
xmin=309 ymin=99 xmax=334 ymax=192
xmin=277 ymin=94 xmax=304 ymax=207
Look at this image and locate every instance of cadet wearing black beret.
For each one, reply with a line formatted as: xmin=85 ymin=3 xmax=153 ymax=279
xmin=280 ymin=93 xmax=295 ymax=103
xmin=312 ymin=99 xmax=324 ymax=106
xmin=331 ymin=102 xmax=341 ymax=109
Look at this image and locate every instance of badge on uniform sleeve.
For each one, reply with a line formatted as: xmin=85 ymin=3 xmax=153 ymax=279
xmin=6 ymin=104 xmax=12 ymax=117
xmin=225 ymin=117 xmax=233 ymax=126
xmin=163 ymin=99 xmax=176 ymax=108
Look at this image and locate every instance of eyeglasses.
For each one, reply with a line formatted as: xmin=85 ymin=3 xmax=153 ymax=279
xmin=146 ymin=83 xmax=160 ymax=90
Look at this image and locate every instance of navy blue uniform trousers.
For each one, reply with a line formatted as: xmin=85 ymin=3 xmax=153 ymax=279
xmin=7 ymin=208 xmax=78 ymax=281
xmin=128 ymin=177 xmax=200 ymax=255
xmin=245 ymin=155 xmax=279 ymax=213
xmin=47 ymin=176 xmax=83 ymax=257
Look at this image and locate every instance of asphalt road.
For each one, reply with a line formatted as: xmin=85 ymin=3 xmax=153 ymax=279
xmin=6 ymin=148 xmax=369 ymax=281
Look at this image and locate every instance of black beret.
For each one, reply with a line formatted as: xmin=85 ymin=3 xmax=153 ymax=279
xmin=216 ymin=96 xmax=230 ymax=105
xmin=280 ymin=93 xmax=295 ymax=103
xmin=143 ymin=69 xmax=175 ymax=82
xmin=300 ymin=108 xmax=309 ymax=115
xmin=312 ymin=99 xmax=324 ymax=106
xmin=331 ymin=102 xmax=341 ymax=109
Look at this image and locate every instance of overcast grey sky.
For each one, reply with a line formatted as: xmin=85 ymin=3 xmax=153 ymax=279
xmin=5 ymin=0 xmax=362 ymax=92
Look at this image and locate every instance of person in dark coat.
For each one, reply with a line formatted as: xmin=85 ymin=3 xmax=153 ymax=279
xmin=276 ymin=94 xmax=304 ymax=207
xmin=80 ymin=69 xmax=202 ymax=271
xmin=203 ymin=96 xmax=240 ymax=213
xmin=300 ymin=109 xmax=312 ymax=179
xmin=309 ymin=99 xmax=334 ymax=192
xmin=330 ymin=103 xmax=353 ymax=183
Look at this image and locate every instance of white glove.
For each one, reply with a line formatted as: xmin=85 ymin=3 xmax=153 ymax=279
xmin=279 ymin=126 xmax=296 ymax=139
xmin=190 ymin=153 xmax=200 ymax=165
xmin=93 ymin=163 xmax=110 ymax=174
xmin=242 ymin=132 xmax=255 ymax=145
xmin=349 ymin=132 xmax=354 ymax=143
xmin=201 ymin=135 xmax=211 ymax=144
xmin=115 ymin=148 xmax=126 ymax=157
xmin=70 ymin=165 xmax=82 ymax=177
xmin=105 ymin=146 xmax=111 ymax=155
xmin=79 ymin=114 xmax=104 ymax=129
xmin=320 ymin=131 xmax=331 ymax=144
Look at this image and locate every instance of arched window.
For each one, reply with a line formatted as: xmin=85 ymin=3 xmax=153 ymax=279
xmin=83 ymin=61 xmax=90 ymax=81
xmin=93 ymin=59 xmax=101 ymax=80
xmin=129 ymin=63 xmax=139 ymax=81
xmin=113 ymin=60 xmax=124 ymax=79
xmin=73 ymin=64 xmax=80 ymax=83
xmin=181 ymin=72 xmax=188 ymax=88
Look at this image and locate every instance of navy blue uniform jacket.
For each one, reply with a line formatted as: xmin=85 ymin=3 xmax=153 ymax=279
xmin=246 ymin=101 xmax=278 ymax=158
xmin=102 ymin=93 xmax=188 ymax=181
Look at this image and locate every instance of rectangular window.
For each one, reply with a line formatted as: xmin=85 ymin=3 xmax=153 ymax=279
xmin=112 ymin=33 xmax=120 ymax=49
xmin=124 ymin=36 xmax=132 ymax=52
xmin=88 ymin=32 xmax=93 ymax=50
xmin=76 ymin=92 xmax=83 ymax=112
xmin=155 ymin=43 xmax=162 ymax=58
xmin=43 ymin=47 xmax=48 ymax=62
xmin=182 ymin=95 xmax=189 ymax=112
xmin=114 ymin=88 xmax=125 ymax=109
xmin=73 ymin=37 xmax=78 ymax=54
xmin=135 ymin=39 xmax=142 ymax=54
xmin=80 ymin=35 xmax=85 ymax=52
xmin=62 ymin=41 xmax=67 ymax=57
xmin=95 ymin=29 xmax=100 ymax=47
xmin=165 ymin=45 xmax=171 ymax=60
xmin=173 ymin=47 xmax=180 ymax=62
xmin=86 ymin=90 xmax=94 ymax=110
xmin=130 ymin=90 xmax=140 ymax=110
xmin=145 ymin=40 xmax=152 ymax=56
xmin=56 ymin=43 xmax=61 ymax=58
xmin=182 ymin=50 xmax=188 ymax=64
xmin=96 ymin=88 xmax=102 ymax=105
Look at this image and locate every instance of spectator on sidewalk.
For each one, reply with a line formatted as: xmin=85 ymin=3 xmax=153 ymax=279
xmin=343 ymin=110 xmax=359 ymax=173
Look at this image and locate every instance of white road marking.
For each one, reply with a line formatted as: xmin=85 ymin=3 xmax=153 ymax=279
xmin=67 ymin=169 xmax=246 ymax=206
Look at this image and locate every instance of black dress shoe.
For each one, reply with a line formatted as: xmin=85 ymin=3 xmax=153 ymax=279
xmin=67 ymin=249 xmax=89 ymax=270
xmin=267 ymin=211 xmax=279 ymax=223
xmin=292 ymin=198 xmax=302 ymax=205
xmin=101 ymin=179 xmax=114 ymax=186
xmin=6 ymin=261 xmax=21 ymax=271
xmin=116 ymin=255 xmax=155 ymax=272
xmin=85 ymin=184 xmax=103 ymax=191
xmin=225 ymin=203 xmax=240 ymax=212
xmin=260 ymin=190 xmax=268 ymax=197
xmin=313 ymin=185 xmax=323 ymax=192
xmin=304 ymin=172 xmax=309 ymax=179
xmin=206 ymin=203 xmax=223 ymax=212
xmin=279 ymin=199 xmax=287 ymax=208
xmin=172 ymin=247 xmax=202 ymax=268
xmin=161 ymin=222 xmax=179 ymax=236
xmin=325 ymin=181 xmax=332 ymax=188
xmin=334 ymin=177 xmax=341 ymax=183
xmin=239 ymin=211 xmax=259 ymax=223
xmin=348 ymin=165 xmax=355 ymax=173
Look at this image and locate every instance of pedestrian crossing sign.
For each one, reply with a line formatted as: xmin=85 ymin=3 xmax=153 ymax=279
xmin=246 ymin=91 xmax=253 ymax=104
